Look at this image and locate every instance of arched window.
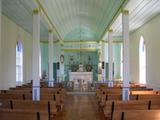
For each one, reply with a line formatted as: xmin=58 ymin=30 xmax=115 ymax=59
xmin=39 ymin=51 xmax=42 ymax=79
xmin=16 ymin=41 xmax=23 ymax=85
xmin=139 ymin=36 xmax=146 ymax=84
xmin=120 ymin=44 xmax=123 ymax=80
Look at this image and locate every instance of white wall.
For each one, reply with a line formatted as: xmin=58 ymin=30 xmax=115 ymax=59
xmin=1 ymin=15 xmax=32 ymax=90
xmin=130 ymin=14 xmax=160 ymax=89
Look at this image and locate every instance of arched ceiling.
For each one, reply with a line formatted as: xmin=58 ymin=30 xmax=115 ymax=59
xmin=2 ymin=0 xmax=51 ymax=40
xmin=40 ymin=0 xmax=127 ymax=41
xmin=2 ymin=0 xmax=160 ymax=42
xmin=111 ymin=0 xmax=160 ymax=36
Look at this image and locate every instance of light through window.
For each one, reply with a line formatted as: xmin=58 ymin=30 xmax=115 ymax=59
xmin=16 ymin=41 xmax=23 ymax=85
xmin=139 ymin=36 xmax=146 ymax=84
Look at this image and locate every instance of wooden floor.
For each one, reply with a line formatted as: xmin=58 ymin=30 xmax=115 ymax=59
xmin=55 ymin=95 xmax=106 ymax=120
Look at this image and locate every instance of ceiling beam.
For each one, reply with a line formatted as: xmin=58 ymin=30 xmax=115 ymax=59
xmin=99 ymin=0 xmax=129 ymax=41
xmin=35 ymin=0 xmax=63 ymax=41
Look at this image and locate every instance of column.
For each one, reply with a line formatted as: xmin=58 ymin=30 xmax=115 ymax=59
xmin=60 ymin=52 xmax=64 ymax=82
xmin=32 ymin=9 xmax=40 ymax=101
xmin=48 ymin=30 xmax=54 ymax=87
xmin=53 ymin=43 xmax=57 ymax=82
xmin=122 ymin=10 xmax=130 ymax=101
xmin=108 ymin=29 xmax=113 ymax=87
xmin=0 ymin=0 xmax=2 ymax=89
xmin=114 ymin=44 xmax=121 ymax=79
xmin=101 ymin=43 xmax=106 ymax=82
xmin=56 ymin=43 xmax=60 ymax=82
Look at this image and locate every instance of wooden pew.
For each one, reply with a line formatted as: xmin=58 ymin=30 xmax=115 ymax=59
xmin=0 ymin=92 xmax=62 ymax=99
xmin=96 ymin=87 xmax=152 ymax=102
xmin=113 ymin=110 xmax=160 ymax=120
xmin=0 ymin=109 xmax=49 ymax=120
xmin=98 ymin=93 xmax=160 ymax=107
xmin=103 ymin=100 xmax=150 ymax=119
xmin=7 ymin=87 xmax=67 ymax=98
xmin=0 ymin=93 xmax=25 ymax=100
xmin=150 ymin=100 xmax=160 ymax=109
xmin=1 ymin=100 xmax=57 ymax=117
xmin=100 ymin=94 xmax=138 ymax=107
xmin=138 ymin=94 xmax=160 ymax=100
xmin=96 ymin=83 xmax=141 ymax=88
xmin=0 ymin=93 xmax=64 ymax=110
xmin=130 ymin=90 xmax=159 ymax=95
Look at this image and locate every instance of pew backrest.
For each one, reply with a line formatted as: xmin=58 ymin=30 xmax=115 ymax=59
xmin=130 ymin=90 xmax=159 ymax=95
xmin=1 ymin=100 xmax=57 ymax=115
xmin=0 ymin=109 xmax=49 ymax=120
xmin=113 ymin=110 xmax=160 ymax=120
xmin=103 ymin=100 xmax=150 ymax=119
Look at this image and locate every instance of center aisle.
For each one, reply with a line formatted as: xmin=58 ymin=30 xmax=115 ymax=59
xmin=55 ymin=95 xmax=106 ymax=120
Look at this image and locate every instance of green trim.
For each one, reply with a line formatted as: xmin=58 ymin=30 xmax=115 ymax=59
xmin=40 ymin=40 xmax=59 ymax=44
xmin=63 ymin=48 xmax=98 ymax=52
xmin=40 ymin=40 xmax=123 ymax=44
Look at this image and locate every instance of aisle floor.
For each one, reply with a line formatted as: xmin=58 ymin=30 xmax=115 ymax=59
xmin=55 ymin=95 xmax=106 ymax=120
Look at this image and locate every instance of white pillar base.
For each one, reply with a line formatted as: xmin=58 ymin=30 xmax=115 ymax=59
xmin=57 ymin=69 xmax=60 ymax=82
xmin=108 ymin=81 xmax=113 ymax=87
xmin=32 ymin=86 xmax=40 ymax=101
xmin=102 ymin=69 xmax=106 ymax=82
xmin=122 ymin=87 xmax=129 ymax=101
xmin=48 ymin=80 xmax=54 ymax=87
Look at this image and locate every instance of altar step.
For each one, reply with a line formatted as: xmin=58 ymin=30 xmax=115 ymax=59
xmin=67 ymin=91 xmax=95 ymax=95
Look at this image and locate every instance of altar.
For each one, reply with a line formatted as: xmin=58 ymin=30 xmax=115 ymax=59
xmin=69 ymin=72 xmax=93 ymax=91
xmin=69 ymin=72 xmax=93 ymax=82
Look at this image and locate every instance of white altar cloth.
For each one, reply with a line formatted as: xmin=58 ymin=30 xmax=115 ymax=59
xmin=69 ymin=72 xmax=93 ymax=82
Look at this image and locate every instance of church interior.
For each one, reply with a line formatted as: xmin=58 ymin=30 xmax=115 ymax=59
xmin=0 ymin=0 xmax=160 ymax=120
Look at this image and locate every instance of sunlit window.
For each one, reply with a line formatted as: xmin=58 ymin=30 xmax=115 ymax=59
xmin=16 ymin=41 xmax=23 ymax=85
xmin=139 ymin=36 xmax=146 ymax=84
xmin=120 ymin=44 xmax=123 ymax=80
xmin=39 ymin=51 xmax=42 ymax=79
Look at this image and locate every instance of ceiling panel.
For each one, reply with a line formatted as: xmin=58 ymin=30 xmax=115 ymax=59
xmin=2 ymin=0 xmax=50 ymax=40
xmin=2 ymin=0 xmax=160 ymax=42
xmin=110 ymin=0 xmax=160 ymax=39
xmin=40 ymin=0 xmax=126 ymax=41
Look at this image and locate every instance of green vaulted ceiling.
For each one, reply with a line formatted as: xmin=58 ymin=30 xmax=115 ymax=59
xmin=2 ymin=0 xmax=128 ymax=41
xmin=40 ymin=0 xmax=127 ymax=41
xmin=2 ymin=0 xmax=160 ymax=42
